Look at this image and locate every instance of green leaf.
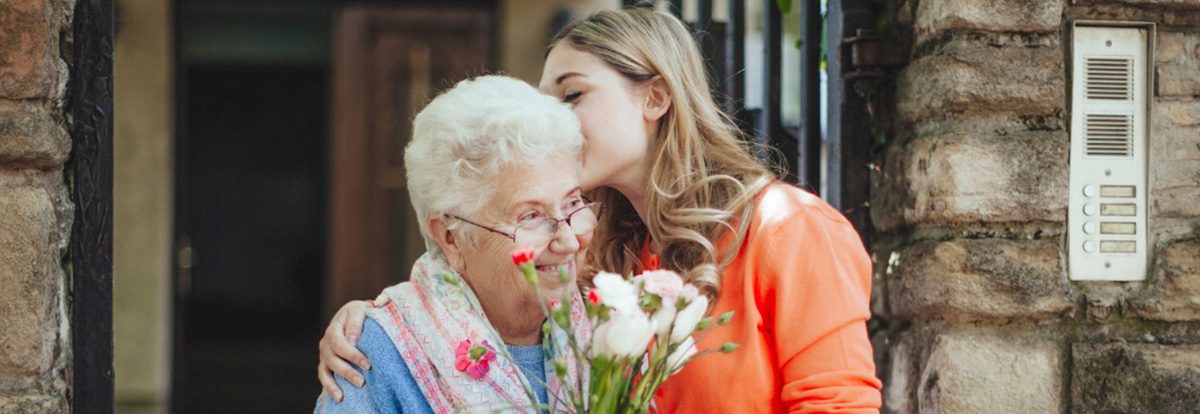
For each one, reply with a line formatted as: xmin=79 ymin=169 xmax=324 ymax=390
xmin=776 ymin=0 xmax=793 ymax=14
xmin=438 ymin=272 xmax=460 ymax=286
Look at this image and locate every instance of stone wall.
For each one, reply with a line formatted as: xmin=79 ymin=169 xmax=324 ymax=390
xmin=872 ymin=0 xmax=1200 ymax=413
xmin=0 ymin=0 xmax=76 ymax=412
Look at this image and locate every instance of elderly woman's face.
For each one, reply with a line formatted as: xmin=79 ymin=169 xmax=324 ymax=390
xmin=455 ymin=154 xmax=588 ymax=322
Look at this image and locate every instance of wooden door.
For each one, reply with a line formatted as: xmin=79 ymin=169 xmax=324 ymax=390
xmin=329 ymin=7 xmax=490 ymax=316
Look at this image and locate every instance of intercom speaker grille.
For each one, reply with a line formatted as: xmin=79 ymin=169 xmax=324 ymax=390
xmin=1085 ymin=57 xmax=1133 ymax=100
xmin=1084 ymin=113 xmax=1133 ymax=157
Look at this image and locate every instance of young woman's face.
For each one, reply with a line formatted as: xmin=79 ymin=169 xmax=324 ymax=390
xmin=539 ymin=43 xmax=652 ymax=192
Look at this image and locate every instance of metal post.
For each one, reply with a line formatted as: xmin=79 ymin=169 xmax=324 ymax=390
xmin=70 ymin=0 xmax=115 ymax=411
xmin=670 ymin=0 xmax=684 ymax=16
xmin=826 ymin=0 xmax=873 ymax=238
xmin=799 ymin=0 xmax=822 ymax=193
xmin=762 ymin=0 xmax=797 ymax=182
xmin=695 ymin=0 xmax=722 ymax=94
xmin=726 ymin=0 xmax=747 ymax=126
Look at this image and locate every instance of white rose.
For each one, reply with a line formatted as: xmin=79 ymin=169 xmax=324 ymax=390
xmin=590 ymin=318 xmax=612 ymax=357
xmin=592 ymin=272 xmax=639 ymax=313
xmin=666 ymin=336 xmax=698 ymax=374
xmin=650 ymin=303 xmax=676 ymax=337
xmin=670 ymin=295 xmax=709 ymax=344
xmin=600 ymin=307 xmax=656 ymax=358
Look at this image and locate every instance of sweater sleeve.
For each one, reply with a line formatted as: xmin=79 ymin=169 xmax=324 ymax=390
xmin=759 ymin=202 xmax=882 ymax=414
xmin=314 ymin=317 xmax=435 ymax=414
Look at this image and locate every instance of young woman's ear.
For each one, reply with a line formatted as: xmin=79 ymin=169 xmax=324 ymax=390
xmin=429 ymin=216 xmax=466 ymax=271
xmin=642 ymin=76 xmax=672 ymax=123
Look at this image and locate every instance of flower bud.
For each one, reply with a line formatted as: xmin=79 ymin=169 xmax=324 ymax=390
xmin=554 ymin=359 xmax=568 ymax=378
xmin=719 ymin=342 xmax=740 ymax=353
xmin=716 ymin=311 xmax=735 ymax=325
xmin=552 ymin=304 xmax=571 ymax=330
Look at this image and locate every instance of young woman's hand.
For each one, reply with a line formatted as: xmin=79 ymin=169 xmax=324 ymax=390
xmin=317 ymin=294 xmax=390 ymax=401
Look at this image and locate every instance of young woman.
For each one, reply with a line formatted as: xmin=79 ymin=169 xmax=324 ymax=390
xmin=319 ymin=8 xmax=881 ymax=413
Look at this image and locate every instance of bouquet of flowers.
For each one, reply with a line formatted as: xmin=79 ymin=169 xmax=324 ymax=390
xmin=496 ymin=246 xmax=738 ymax=414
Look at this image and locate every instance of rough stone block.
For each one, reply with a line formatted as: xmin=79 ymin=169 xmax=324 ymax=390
xmin=0 ymin=0 xmax=67 ymax=100
xmin=1156 ymin=32 xmax=1200 ymax=97
xmin=0 ymin=104 xmax=70 ymax=169
xmin=915 ymin=0 xmax=1063 ymax=44
xmin=1089 ymin=0 xmax=1200 ymax=11
xmin=1128 ymin=239 xmax=1200 ymax=321
xmin=0 ymin=393 xmax=67 ymax=413
xmin=887 ymin=238 xmax=1074 ymax=321
xmin=897 ymin=40 xmax=1064 ymax=124
xmin=881 ymin=327 xmax=927 ymax=414
xmin=1072 ymin=343 xmax=1200 ymax=414
xmin=874 ymin=121 xmax=1069 ymax=230
xmin=918 ymin=332 xmax=1061 ymax=414
xmin=1150 ymin=100 xmax=1200 ymax=218
xmin=0 ymin=186 xmax=59 ymax=377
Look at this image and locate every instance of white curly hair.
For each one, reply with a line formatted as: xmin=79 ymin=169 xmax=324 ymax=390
xmin=405 ymin=75 xmax=584 ymax=258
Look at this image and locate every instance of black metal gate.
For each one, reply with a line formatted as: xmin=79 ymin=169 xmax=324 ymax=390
xmin=623 ymin=0 xmax=873 ymax=237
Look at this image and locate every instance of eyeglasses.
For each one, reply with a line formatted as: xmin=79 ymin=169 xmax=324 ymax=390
xmin=449 ymin=200 xmax=605 ymax=248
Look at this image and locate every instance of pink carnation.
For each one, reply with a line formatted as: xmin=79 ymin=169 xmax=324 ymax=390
xmin=636 ymin=270 xmax=684 ymax=301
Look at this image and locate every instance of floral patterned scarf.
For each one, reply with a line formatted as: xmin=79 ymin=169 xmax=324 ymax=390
xmin=370 ymin=253 xmax=591 ymax=413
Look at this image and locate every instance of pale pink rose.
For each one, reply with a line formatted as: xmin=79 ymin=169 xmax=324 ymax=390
xmin=670 ymin=295 xmax=709 ymax=344
xmin=680 ymin=283 xmax=700 ymax=302
xmin=636 ymin=270 xmax=684 ymax=301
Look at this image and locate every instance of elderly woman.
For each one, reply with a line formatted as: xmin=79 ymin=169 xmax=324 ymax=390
xmin=314 ymin=75 xmax=599 ymax=414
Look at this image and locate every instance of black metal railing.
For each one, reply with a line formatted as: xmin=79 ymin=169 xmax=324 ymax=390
xmin=625 ymin=0 xmax=823 ymax=194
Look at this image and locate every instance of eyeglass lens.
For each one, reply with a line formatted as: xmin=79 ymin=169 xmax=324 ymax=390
xmin=513 ymin=203 xmax=601 ymax=247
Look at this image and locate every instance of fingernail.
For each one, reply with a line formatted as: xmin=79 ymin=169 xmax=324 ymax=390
xmin=335 ymin=391 xmax=343 ymax=402
xmin=349 ymin=335 xmax=359 ymax=345
xmin=361 ymin=359 xmax=372 ymax=371
xmin=355 ymin=376 xmax=365 ymax=387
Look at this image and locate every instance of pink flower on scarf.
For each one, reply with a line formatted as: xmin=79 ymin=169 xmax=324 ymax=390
xmin=455 ymin=339 xmax=497 ymax=379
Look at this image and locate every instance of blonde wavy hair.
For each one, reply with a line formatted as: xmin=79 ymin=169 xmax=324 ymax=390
xmin=549 ymin=9 xmax=777 ymax=302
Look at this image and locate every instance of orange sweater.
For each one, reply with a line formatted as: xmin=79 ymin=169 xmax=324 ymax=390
xmin=645 ymin=183 xmax=881 ymax=414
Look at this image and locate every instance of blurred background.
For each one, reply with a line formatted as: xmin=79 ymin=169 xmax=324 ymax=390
xmin=113 ymin=0 xmax=815 ymax=412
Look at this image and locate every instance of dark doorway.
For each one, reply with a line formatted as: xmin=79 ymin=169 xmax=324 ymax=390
xmin=173 ymin=65 xmax=328 ymax=412
xmin=171 ymin=1 xmax=496 ymax=412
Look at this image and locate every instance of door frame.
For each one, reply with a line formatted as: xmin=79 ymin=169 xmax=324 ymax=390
xmin=328 ymin=6 xmax=491 ymax=317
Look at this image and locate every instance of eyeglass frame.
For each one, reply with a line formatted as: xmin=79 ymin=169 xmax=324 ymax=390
xmin=445 ymin=197 xmax=605 ymax=244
